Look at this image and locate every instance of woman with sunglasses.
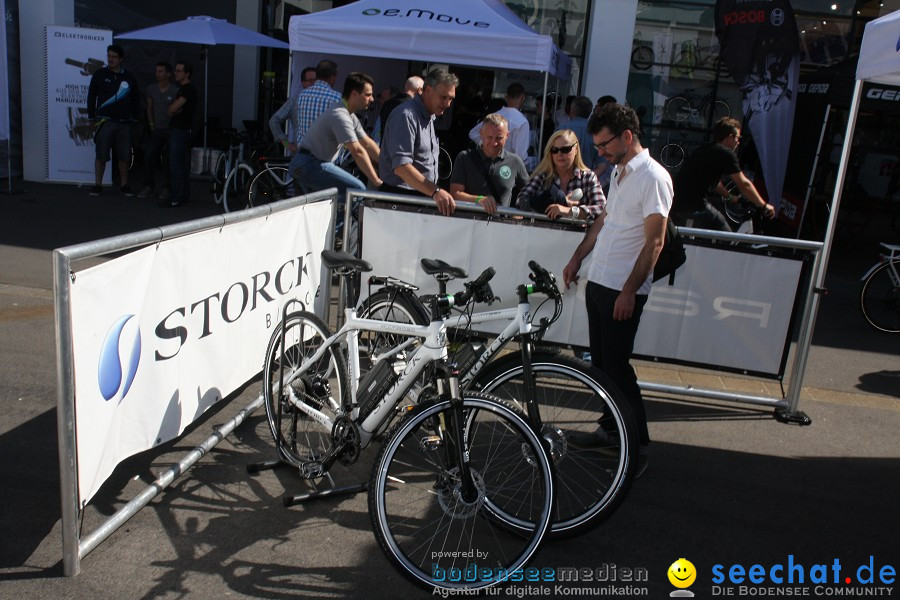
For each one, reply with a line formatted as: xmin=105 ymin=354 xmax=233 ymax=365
xmin=516 ymin=129 xmax=605 ymax=220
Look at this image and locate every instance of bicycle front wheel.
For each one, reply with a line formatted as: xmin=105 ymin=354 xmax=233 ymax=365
xmin=249 ymin=166 xmax=292 ymax=207
xmin=860 ymin=262 xmax=900 ymax=333
xmin=369 ymin=393 xmax=554 ymax=591
xmin=263 ymin=311 xmax=349 ymax=466
xmin=660 ymin=143 xmax=685 ymax=169
xmin=223 ymin=163 xmax=255 ymax=213
xmin=470 ymin=352 xmax=637 ymax=538
xmin=665 ymin=96 xmax=691 ymax=124
xmin=212 ymin=151 xmax=229 ymax=204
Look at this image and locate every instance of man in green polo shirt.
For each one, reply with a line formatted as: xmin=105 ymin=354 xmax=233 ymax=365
xmin=449 ymin=113 xmax=529 ymax=216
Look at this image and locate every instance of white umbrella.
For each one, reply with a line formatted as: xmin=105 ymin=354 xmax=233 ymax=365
xmin=117 ymin=15 xmax=289 ymax=150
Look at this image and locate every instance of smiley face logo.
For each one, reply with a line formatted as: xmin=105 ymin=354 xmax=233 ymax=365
xmin=668 ymin=558 xmax=696 ymax=588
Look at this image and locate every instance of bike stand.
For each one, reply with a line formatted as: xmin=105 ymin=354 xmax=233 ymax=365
xmin=247 ymin=453 xmax=367 ymax=506
xmin=773 ymin=408 xmax=812 ymax=426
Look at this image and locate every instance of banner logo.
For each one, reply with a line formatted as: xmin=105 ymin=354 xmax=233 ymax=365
xmin=771 ymin=8 xmax=785 ymax=26
xmin=361 ymin=7 xmax=489 ymax=28
xmin=98 ymin=314 xmax=142 ymax=401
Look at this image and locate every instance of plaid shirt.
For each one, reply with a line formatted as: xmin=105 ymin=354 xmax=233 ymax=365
xmin=295 ymin=81 xmax=342 ymax=143
xmin=516 ymin=168 xmax=606 ymax=218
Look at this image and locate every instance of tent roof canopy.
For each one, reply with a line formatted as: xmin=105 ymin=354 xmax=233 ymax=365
xmin=288 ymin=0 xmax=571 ymax=80
xmin=856 ymin=9 xmax=900 ymax=85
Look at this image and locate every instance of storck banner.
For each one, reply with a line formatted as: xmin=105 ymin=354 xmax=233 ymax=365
xmin=69 ymin=201 xmax=331 ymax=504
xmin=714 ymin=0 xmax=800 ymax=216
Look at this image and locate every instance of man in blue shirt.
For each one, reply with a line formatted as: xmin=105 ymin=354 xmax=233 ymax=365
xmin=379 ymin=69 xmax=458 ymax=216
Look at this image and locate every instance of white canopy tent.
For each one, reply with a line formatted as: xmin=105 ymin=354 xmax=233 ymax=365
xmin=288 ymin=0 xmax=571 ymax=150
xmin=826 ymin=10 xmax=900 ymax=274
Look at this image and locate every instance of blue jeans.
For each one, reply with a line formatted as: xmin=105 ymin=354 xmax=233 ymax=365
xmin=169 ymin=128 xmax=192 ymax=202
xmin=292 ymin=152 xmax=365 ymax=198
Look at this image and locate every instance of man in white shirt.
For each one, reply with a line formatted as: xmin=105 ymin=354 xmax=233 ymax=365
xmin=562 ymin=104 xmax=673 ymax=475
xmin=468 ymin=83 xmax=530 ymax=164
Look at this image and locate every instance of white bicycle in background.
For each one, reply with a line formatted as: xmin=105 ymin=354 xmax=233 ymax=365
xmin=860 ymin=242 xmax=900 ymax=333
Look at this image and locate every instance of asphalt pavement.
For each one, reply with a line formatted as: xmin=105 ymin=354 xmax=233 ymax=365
xmin=0 ymin=179 xmax=897 ymax=599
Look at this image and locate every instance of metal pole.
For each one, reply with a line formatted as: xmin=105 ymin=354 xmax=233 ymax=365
xmin=54 ymin=250 xmax=81 ymax=576
xmin=538 ymin=70 xmax=550 ymax=156
xmin=783 ymin=80 xmax=863 ymax=413
xmin=796 ymin=103 xmax=832 ymax=239
xmin=79 ymin=394 xmax=264 ymax=558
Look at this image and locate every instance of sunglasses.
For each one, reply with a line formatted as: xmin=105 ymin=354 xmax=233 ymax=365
xmin=593 ymin=133 xmax=618 ymax=150
xmin=549 ymin=144 xmax=575 ymax=155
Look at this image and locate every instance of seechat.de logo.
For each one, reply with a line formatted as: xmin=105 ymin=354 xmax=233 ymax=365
xmin=98 ymin=314 xmax=142 ymax=402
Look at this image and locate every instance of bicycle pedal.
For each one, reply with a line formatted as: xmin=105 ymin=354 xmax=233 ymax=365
xmin=299 ymin=461 xmax=325 ymax=479
xmin=419 ymin=435 xmax=443 ymax=452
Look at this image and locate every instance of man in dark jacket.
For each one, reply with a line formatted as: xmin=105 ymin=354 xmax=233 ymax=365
xmin=86 ymin=44 xmax=141 ymax=196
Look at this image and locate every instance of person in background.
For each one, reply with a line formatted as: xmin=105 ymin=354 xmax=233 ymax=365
xmin=377 ymin=75 xmax=424 ymax=142
xmin=516 ymin=129 xmax=605 ymax=221
xmin=138 ymin=62 xmax=178 ymax=200
xmin=449 ymin=113 xmax=528 ymax=216
xmin=163 ymin=61 xmax=197 ymax=208
xmin=671 ymin=116 xmax=775 ymax=230
xmin=300 ymin=66 xmax=317 ymax=89
xmin=468 ymin=83 xmax=530 ymax=165
xmin=86 ymin=44 xmax=141 ymax=197
xmin=379 ymin=69 xmax=458 ymax=216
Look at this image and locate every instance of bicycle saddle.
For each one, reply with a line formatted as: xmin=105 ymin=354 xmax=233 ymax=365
xmin=320 ymin=250 xmax=372 ymax=272
xmin=420 ymin=258 xmax=467 ymax=280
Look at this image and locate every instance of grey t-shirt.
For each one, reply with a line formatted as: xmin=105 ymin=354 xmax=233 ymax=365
xmin=147 ymin=83 xmax=179 ymax=129
xmin=379 ymin=95 xmax=438 ymax=189
xmin=298 ymin=100 xmax=366 ymax=162
xmin=451 ymin=147 xmax=529 ymax=207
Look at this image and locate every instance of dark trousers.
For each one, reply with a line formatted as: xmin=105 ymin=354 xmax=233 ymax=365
xmin=379 ymin=183 xmax=423 ymax=197
xmin=142 ymin=128 xmax=171 ymax=189
xmin=585 ymin=282 xmax=650 ymax=445
xmin=168 ymin=128 xmax=192 ymax=202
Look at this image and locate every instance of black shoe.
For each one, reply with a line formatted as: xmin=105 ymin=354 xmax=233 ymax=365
xmin=120 ymin=185 xmax=136 ymax=197
xmin=89 ymin=185 xmax=102 ymax=196
xmin=159 ymin=199 xmax=183 ymax=207
xmin=567 ymin=428 xmax=619 ymax=449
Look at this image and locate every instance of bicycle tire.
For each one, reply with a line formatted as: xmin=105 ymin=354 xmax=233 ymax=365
xmin=357 ymin=290 xmax=430 ymax=367
xmin=631 ymin=45 xmax=654 ymax=70
xmin=223 ymin=163 xmax=255 ymax=213
xmin=705 ymin=99 xmax=731 ymax=123
xmin=212 ymin=151 xmax=229 ymax=204
xmin=660 ymin=143 xmax=685 ymax=169
xmin=262 ymin=311 xmax=349 ymax=466
xmin=469 ymin=352 xmax=637 ymax=538
xmin=860 ymin=262 xmax=900 ymax=333
xmin=369 ymin=393 xmax=554 ymax=591
xmin=248 ymin=166 xmax=292 ymax=207
xmin=665 ymin=97 xmax=692 ymax=124
xmin=438 ymin=147 xmax=453 ymax=181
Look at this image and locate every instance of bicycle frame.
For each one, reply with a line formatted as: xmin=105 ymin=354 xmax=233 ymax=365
xmin=280 ymin=308 xmax=449 ymax=448
xmin=861 ymin=244 xmax=900 ymax=282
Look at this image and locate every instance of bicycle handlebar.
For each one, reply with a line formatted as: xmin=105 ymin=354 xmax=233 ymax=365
xmin=453 ymin=267 xmax=496 ymax=306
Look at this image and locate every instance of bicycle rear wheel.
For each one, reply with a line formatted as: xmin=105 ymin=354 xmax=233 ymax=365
xmin=223 ymin=163 xmax=255 ymax=213
xmin=860 ymin=262 xmax=900 ymax=333
xmin=212 ymin=150 xmax=229 ymax=204
xmin=470 ymin=353 xmax=637 ymax=538
xmin=263 ymin=311 xmax=349 ymax=466
xmin=369 ymin=393 xmax=553 ymax=591
xmin=249 ymin=166 xmax=292 ymax=207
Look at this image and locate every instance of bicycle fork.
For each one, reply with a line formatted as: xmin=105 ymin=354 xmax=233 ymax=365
xmin=434 ymin=363 xmax=479 ymax=503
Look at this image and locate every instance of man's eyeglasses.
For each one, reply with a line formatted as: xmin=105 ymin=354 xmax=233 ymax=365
xmin=549 ymin=144 xmax=575 ymax=155
xmin=593 ymin=133 xmax=618 ymax=150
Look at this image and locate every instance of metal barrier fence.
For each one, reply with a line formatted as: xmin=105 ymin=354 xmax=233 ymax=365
xmin=53 ymin=190 xmax=338 ymax=576
xmin=342 ymin=189 xmax=824 ymax=424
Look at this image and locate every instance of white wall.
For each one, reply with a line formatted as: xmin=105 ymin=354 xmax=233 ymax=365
xmin=581 ymin=0 xmax=637 ymax=104
xmin=20 ymin=0 xmax=74 ymax=182
xmin=233 ymin=1 xmax=262 ymax=129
